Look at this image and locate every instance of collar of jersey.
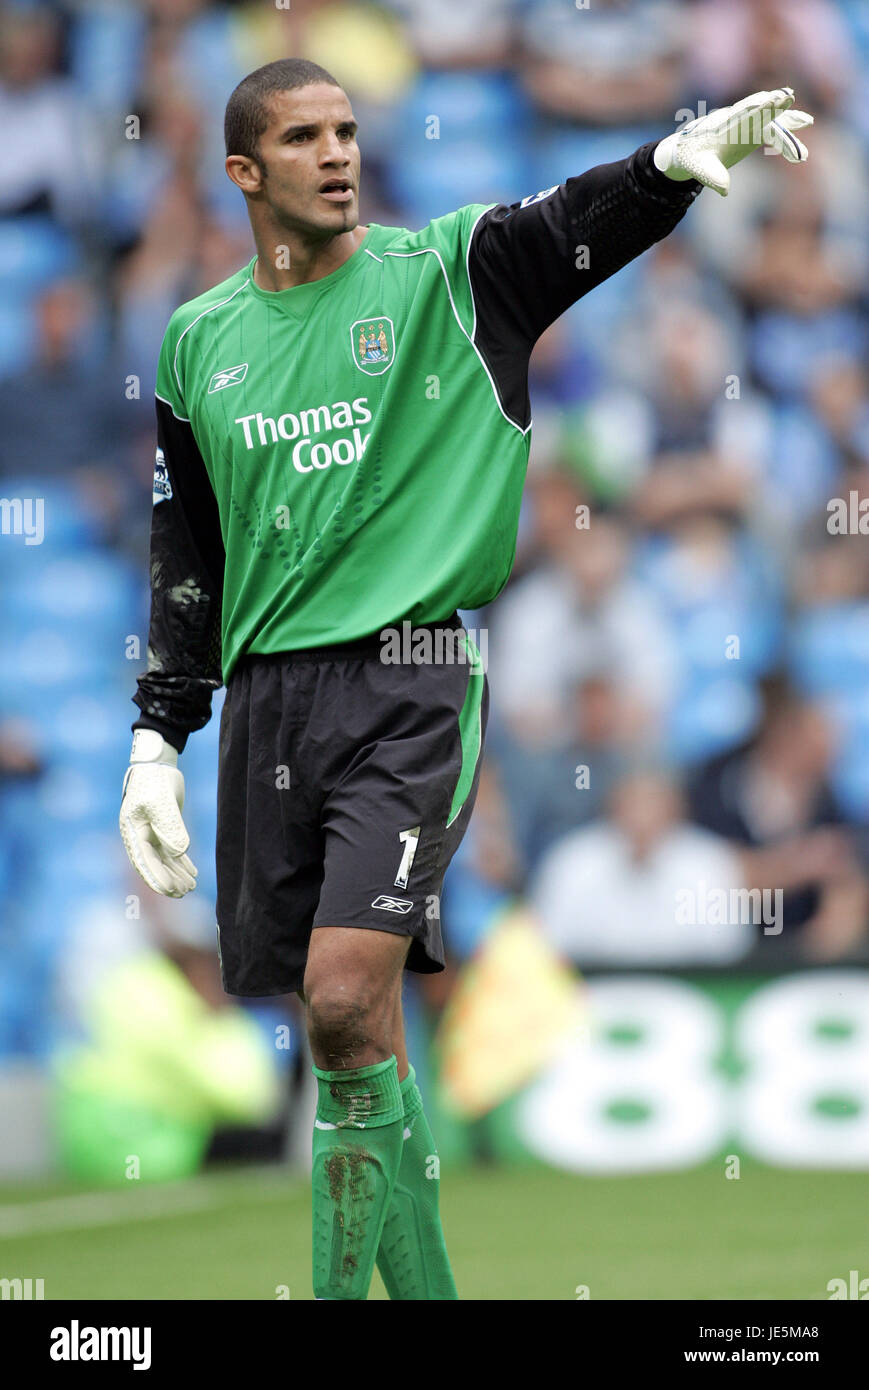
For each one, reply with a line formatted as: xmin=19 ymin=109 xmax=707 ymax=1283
xmin=246 ymin=225 xmax=379 ymax=312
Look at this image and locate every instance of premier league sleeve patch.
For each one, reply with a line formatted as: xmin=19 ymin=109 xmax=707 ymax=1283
xmin=519 ymin=185 xmax=559 ymax=209
xmin=153 ymin=447 xmax=173 ymax=505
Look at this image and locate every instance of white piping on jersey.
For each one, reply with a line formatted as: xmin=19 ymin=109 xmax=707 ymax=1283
xmin=171 ymin=279 xmax=251 ymax=398
xmin=154 ymin=389 xmax=190 ymax=423
xmin=164 ymin=231 xmax=534 ymax=436
xmin=366 ymin=233 xmax=532 ymax=437
xmin=465 ymin=204 xmax=532 ymax=435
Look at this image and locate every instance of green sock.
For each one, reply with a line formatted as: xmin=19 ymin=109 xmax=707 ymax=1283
xmin=375 ymin=1065 xmax=459 ymax=1300
xmin=311 ymin=1055 xmax=404 ymax=1300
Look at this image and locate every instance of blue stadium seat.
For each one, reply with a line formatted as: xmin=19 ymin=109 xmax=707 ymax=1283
xmin=531 ymin=124 xmax=656 ymax=191
xmin=667 ymin=676 xmax=761 ymax=766
xmin=0 ymin=219 xmax=78 ymax=303
xmin=826 ymin=688 xmax=869 ymax=824
xmin=34 ymin=763 xmax=123 ymax=831
xmin=35 ymin=829 xmax=128 ymax=906
xmin=1 ymin=553 xmax=137 ymax=632
xmin=387 ymin=72 xmax=531 ymax=221
xmin=400 ymin=70 xmax=527 ymax=138
xmin=790 ymin=603 xmax=869 ymax=696
xmin=0 ymin=631 xmax=119 ymax=714
xmin=0 ymin=482 xmax=103 ymax=571
xmin=67 ymin=5 xmax=143 ymax=117
xmin=0 ymin=300 xmax=35 ymax=377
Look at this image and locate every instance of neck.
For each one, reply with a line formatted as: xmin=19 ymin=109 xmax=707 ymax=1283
xmin=251 ymin=223 xmax=368 ymax=291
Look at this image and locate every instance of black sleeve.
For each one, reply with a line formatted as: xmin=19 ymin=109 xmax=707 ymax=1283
xmin=467 ymin=141 xmax=702 ymax=428
xmin=131 ymin=397 xmax=225 ymax=754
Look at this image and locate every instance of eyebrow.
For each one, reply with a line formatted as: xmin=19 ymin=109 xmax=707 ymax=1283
xmin=279 ymin=119 xmax=358 ymax=140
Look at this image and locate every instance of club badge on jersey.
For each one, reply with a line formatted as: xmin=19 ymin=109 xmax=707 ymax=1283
xmin=351 ymin=316 xmax=395 ymax=375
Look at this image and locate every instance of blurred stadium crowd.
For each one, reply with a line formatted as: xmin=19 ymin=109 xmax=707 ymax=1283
xmin=1 ymin=0 xmax=868 ymax=1084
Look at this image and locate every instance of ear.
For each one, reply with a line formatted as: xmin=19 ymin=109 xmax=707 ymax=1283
xmin=225 ymin=154 xmax=264 ymax=195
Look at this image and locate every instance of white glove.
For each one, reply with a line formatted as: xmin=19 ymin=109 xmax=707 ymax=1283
xmin=654 ymin=87 xmax=813 ymax=197
xmin=119 ymin=729 xmax=197 ymax=898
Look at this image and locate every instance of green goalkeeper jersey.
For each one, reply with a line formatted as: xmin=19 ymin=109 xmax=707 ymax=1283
xmin=134 ymin=141 xmax=699 ymax=750
xmin=155 ymin=212 xmax=526 ymax=679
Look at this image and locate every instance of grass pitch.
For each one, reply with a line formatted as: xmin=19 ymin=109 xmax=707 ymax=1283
xmin=0 ymin=1162 xmax=865 ymax=1300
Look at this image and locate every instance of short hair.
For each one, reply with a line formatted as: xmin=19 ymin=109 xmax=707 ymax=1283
xmin=224 ymin=58 xmax=342 ymax=162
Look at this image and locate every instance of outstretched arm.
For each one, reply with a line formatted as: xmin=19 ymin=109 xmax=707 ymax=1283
xmin=467 ymin=141 xmax=701 ymax=427
xmin=467 ymin=87 xmax=812 ymax=428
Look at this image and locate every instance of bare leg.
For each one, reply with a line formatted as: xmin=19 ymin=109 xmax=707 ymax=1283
xmin=297 ymin=981 xmax=408 ymax=1077
xmin=304 ymin=927 xmax=411 ymax=1299
xmin=303 ymin=925 xmax=410 ymax=1071
xmin=391 ymin=988 xmax=409 ymax=1083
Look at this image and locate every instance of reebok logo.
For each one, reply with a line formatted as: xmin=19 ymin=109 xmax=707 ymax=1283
xmin=209 ymin=362 xmax=248 ymax=393
xmin=371 ymin=895 xmax=414 ymax=914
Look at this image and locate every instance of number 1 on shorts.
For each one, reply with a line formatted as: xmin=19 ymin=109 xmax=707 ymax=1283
xmin=394 ymin=825 xmax=420 ymax=890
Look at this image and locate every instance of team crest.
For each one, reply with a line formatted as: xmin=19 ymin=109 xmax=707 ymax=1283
xmin=351 ymin=317 xmax=395 ymax=375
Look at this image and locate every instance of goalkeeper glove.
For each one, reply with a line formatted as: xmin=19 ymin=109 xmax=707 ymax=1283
xmin=654 ymin=87 xmax=813 ymax=196
xmin=119 ymin=729 xmax=197 ymax=897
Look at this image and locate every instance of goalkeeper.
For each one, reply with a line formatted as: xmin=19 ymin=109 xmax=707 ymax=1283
xmin=120 ymin=60 xmax=811 ymax=1300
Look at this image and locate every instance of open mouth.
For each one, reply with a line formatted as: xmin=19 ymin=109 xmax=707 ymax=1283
xmin=318 ymin=178 xmax=354 ymax=203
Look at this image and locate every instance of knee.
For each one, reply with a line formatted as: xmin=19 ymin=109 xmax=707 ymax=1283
xmin=304 ymin=982 xmax=390 ymax=1070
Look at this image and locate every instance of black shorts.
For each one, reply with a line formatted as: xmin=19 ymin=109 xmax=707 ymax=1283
xmin=214 ymin=614 xmax=489 ymax=996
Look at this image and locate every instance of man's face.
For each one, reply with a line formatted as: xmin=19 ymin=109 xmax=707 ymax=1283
xmin=244 ymin=83 xmax=361 ymax=237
